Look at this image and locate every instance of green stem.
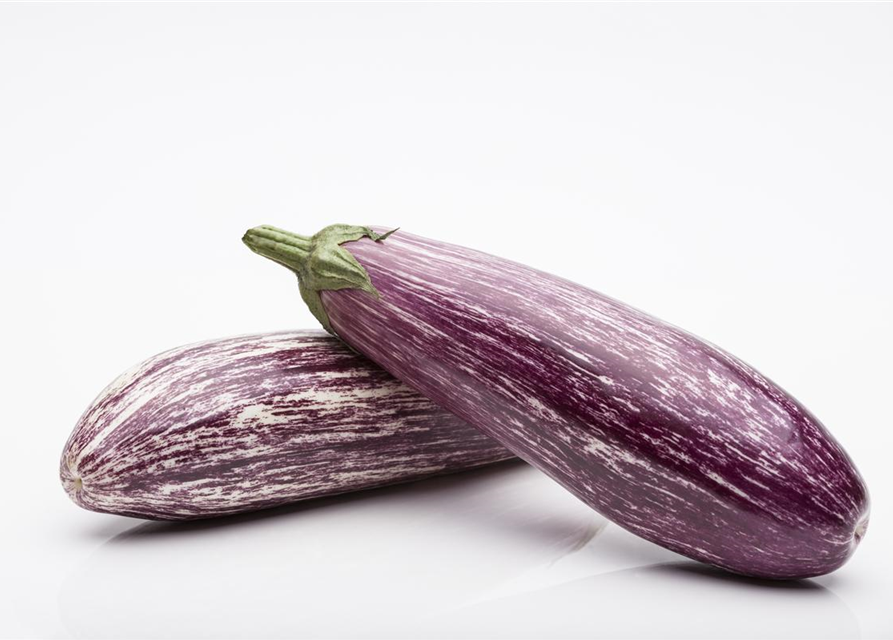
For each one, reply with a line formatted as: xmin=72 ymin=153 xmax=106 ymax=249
xmin=242 ymin=223 xmax=398 ymax=334
xmin=242 ymin=225 xmax=312 ymax=274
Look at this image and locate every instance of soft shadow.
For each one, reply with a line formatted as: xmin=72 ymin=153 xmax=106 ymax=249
xmin=60 ymin=458 xmax=861 ymax=640
xmin=59 ymin=458 xmax=607 ymax=640
xmin=106 ymin=463 xmax=831 ymax=593
xmin=646 ymin=560 xmax=826 ymax=591
xmin=100 ymin=460 xmax=846 ymax=599
xmin=432 ymin=560 xmax=859 ymax=640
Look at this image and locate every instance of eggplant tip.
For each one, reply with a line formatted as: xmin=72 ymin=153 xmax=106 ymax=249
xmin=854 ymin=515 xmax=869 ymax=544
xmin=62 ymin=473 xmax=84 ymax=503
xmin=60 ymin=453 xmax=86 ymax=504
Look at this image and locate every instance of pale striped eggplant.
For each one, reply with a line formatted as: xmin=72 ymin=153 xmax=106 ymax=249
xmin=60 ymin=331 xmax=514 ymax=520
xmin=244 ymin=224 xmax=870 ymax=579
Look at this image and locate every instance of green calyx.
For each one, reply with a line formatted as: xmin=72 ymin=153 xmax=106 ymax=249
xmin=242 ymin=224 xmax=397 ymax=334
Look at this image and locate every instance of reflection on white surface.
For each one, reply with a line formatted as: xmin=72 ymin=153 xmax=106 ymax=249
xmin=57 ymin=462 xmax=859 ymax=639
xmin=59 ymin=463 xmax=600 ymax=639
xmin=426 ymin=563 xmax=858 ymax=640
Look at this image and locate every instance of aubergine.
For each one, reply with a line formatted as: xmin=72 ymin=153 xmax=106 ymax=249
xmin=60 ymin=331 xmax=514 ymax=520
xmin=243 ymin=223 xmax=870 ymax=579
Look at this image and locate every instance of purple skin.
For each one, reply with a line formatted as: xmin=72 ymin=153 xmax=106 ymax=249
xmin=246 ymin=226 xmax=869 ymax=579
xmin=60 ymin=331 xmax=514 ymax=520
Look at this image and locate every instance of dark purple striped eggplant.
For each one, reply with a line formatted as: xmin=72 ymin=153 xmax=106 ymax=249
xmin=60 ymin=331 xmax=514 ymax=520
xmin=244 ymin=224 xmax=870 ymax=579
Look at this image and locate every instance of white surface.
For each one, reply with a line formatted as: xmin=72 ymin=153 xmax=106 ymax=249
xmin=1 ymin=3 xmax=891 ymax=639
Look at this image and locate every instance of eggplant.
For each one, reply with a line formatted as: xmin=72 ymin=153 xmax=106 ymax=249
xmin=243 ymin=224 xmax=869 ymax=579
xmin=60 ymin=331 xmax=514 ymax=520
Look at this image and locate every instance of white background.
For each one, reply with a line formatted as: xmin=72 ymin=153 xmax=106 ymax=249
xmin=1 ymin=2 xmax=891 ymax=638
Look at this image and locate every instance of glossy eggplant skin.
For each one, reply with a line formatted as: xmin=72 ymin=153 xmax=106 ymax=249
xmin=246 ymin=225 xmax=869 ymax=578
xmin=60 ymin=331 xmax=514 ymax=520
